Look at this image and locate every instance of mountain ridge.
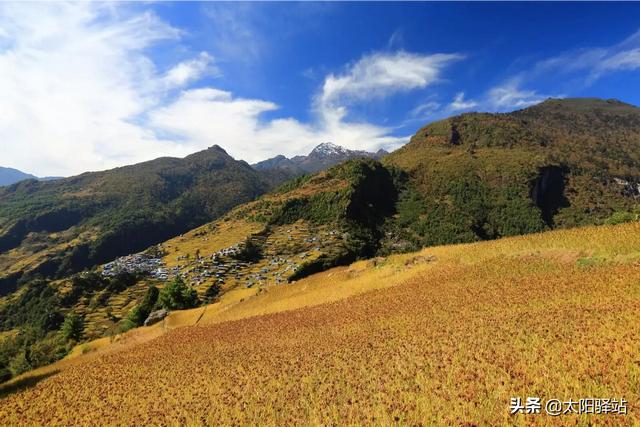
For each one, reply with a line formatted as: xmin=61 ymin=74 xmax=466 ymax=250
xmin=0 ymin=167 xmax=62 ymax=187
xmin=0 ymin=146 xmax=278 ymax=295
xmin=252 ymin=142 xmax=388 ymax=175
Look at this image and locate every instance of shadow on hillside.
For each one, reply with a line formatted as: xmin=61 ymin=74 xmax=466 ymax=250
xmin=530 ymin=165 xmax=570 ymax=227
xmin=0 ymin=370 xmax=59 ymax=399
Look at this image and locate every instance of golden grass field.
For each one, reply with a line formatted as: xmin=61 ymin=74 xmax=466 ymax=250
xmin=1 ymin=222 xmax=640 ymax=425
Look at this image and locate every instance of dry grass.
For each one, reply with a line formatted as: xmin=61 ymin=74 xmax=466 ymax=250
xmin=0 ymin=227 xmax=98 ymax=279
xmin=161 ymin=220 xmax=263 ymax=268
xmin=1 ymin=222 xmax=639 ymax=425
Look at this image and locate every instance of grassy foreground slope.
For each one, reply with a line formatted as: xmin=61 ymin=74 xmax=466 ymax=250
xmin=1 ymin=222 xmax=639 ymax=425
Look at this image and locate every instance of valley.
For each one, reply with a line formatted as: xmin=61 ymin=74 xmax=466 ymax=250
xmin=0 ymin=146 xmax=278 ymax=295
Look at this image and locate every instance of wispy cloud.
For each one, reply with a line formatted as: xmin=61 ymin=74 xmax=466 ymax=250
xmin=532 ymin=29 xmax=640 ymax=84
xmin=486 ymin=79 xmax=550 ymax=110
xmin=387 ymin=29 xmax=404 ymax=49
xmin=314 ymin=50 xmax=462 ymax=138
xmin=447 ymin=92 xmax=478 ymax=112
xmin=478 ymin=28 xmax=640 ymax=112
xmin=162 ymin=52 xmax=218 ymax=89
xmin=410 ymin=100 xmax=441 ymax=118
xmin=318 ymin=51 xmax=463 ymax=110
xmin=1 ymin=3 xmax=443 ymax=175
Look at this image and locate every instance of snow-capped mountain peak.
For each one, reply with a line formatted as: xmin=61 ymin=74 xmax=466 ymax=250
xmin=309 ymin=142 xmax=350 ymax=157
xmin=252 ymin=142 xmax=387 ymax=175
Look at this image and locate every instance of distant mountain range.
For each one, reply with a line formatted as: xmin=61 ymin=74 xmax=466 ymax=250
xmin=0 ymin=167 xmax=61 ymax=186
xmin=252 ymin=142 xmax=388 ymax=174
xmin=0 ymin=145 xmax=278 ymax=294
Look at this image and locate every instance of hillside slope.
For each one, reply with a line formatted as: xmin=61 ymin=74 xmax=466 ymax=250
xmin=1 ymin=222 xmax=639 ymax=425
xmin=151 ymin=157 xmax=396 ymax=299
xmin=381 ymin=97 xmax=640 ymax=252
xmin=0 ymin=159 xmax=395 ymax=346
xmin=0 ymin=146 xmax=274 ymax=295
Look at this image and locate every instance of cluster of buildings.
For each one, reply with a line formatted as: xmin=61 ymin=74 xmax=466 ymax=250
xmin=171 ymin=239 xmax=306 ymax=289
xmin=100 ymin=226 xmax=342 ymax=294
xmin=102 ymin=254 xmax=174 ymax=281
xmin=212 ymin=244 xmax=242 ymax=259
xmin=613 ymin=177 xmax=640 ymax=198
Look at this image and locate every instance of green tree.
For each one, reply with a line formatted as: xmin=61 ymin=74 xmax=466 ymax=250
xmin=27 ymin=334 xmax=67 ymax=368
xmin=605 ymin=209 xmax=640 ymax=225
xmin=204 ymin=282 xmax=221 ymax=303
xmin=60 ymin=313 xmax=84 ymax=342
xmin=233 ymin=238 xmax=263 ymax=262
xmin=158 ymin=277 xmax=199 ymax=310
xmin=8 ymin=351 xmax=31 ymax=377
xmin=127 ymin=286 xmax=159 ymax=327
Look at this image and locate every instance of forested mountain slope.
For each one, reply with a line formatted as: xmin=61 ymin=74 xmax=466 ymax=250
xmin=0 ymin=146 xmax=276 ymax=295
xmin=381 ymin=98 xmax=640 ymax=252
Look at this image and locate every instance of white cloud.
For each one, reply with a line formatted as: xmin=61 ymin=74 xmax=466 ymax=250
xmin=596 ymin=48 xmax=640 ymax=74
xmin=477 ymin=28 xmax=640 ymax=113
xmin=162 ymin=52 xmax=217 ymax=89
xmin=318 ymin=51 xmax=462 ymax=109
xmin=495 ymin=28 xmax=640 ymax=98
xmin=0 ymin=3 xmax=453 ymax=176
xmin=410 ymin=101 xmax=441 ymax=118
xmin=312 ymin=50 xmax=462 ymax=140
xmin=576 ymin=29 xmax=640 ymax=80
xmin=533 ymin=43 xmax=640 ymax=85
xmin=486 ymin=80 xmax=549 ymax=110
xmin=150 ymin=88 xmax=407 ymax=163
xmin=447 ymin=92 xmax=478 ymax=112
xmin=0 ymin=2 xmax=195 ymax=176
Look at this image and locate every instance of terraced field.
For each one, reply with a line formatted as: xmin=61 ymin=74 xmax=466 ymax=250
xmin=161 ymin=218 xmax=342 ymax=296
xmin=70 ymin=279 xmax=152 ymax=339
xmin=0 ymin=227 xmax=98 ymax=291
xmin=1 ymin=222 xmax=639 ymax=425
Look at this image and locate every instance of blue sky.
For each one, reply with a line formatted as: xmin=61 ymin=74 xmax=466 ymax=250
xmin=1 ymin=2 xmax=640 ymax=176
